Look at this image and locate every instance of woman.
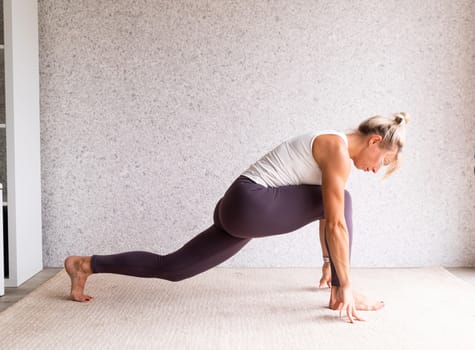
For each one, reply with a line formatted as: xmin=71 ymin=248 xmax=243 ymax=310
xmin=65 ymin=112 xmax=409 ymax=323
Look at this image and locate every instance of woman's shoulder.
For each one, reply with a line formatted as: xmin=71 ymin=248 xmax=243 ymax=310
xmin=312 ymin=130 xmax=348 ymax=146
xmin=312 ymin=131 xmax=350 ymax=166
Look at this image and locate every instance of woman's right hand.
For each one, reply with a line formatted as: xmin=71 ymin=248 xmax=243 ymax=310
xmin=335 ymin=285 xmax=365 ymax=323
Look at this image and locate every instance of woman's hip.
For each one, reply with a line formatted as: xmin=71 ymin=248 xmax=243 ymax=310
xmin=214 ymin=176 xmax=325 ymax=238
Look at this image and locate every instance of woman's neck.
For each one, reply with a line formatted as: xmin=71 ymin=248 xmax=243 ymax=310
xmin=345 ymin=133 xmax=365 ymax=160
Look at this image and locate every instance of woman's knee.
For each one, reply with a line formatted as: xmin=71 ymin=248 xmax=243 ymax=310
xmin=214 ymin=194 xmax=251 ymax=238
xmin=213 ymin=198 xmax=224 ymax=228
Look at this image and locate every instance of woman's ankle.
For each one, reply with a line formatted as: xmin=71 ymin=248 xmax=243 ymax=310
xmin=81 ymin=256 xmax=93 ymax=275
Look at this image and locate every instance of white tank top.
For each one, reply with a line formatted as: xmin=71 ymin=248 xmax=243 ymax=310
xmin=241 ymin=130 xmax=348 ymax=187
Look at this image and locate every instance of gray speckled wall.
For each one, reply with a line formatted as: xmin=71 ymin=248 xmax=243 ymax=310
xmin=39 ymin=0 xmax=475 ymax=268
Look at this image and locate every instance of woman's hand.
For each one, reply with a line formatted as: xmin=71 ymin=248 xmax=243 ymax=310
xmin=335 ymin=286 xmax=365 ymax=323
xmin=318 ymin=262 xmax=332 ymax=288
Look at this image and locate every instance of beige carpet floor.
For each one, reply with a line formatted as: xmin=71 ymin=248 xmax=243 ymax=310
xmin=0 ymin=267 xmax=474 ymax=350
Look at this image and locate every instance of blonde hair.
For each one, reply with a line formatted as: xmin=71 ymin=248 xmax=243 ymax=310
xmin=357 ymin=112 xmax=410 ymax=177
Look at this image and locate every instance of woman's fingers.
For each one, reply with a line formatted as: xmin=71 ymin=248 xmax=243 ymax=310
xmin=346 ymin=304 xmax=354 ymax=323
xmin=334 ymin=287 xmax=365 ymax=323
xmin=352 ymin=308 xmax=366 ymax=322
xmin=348 ymin=305 xmax=367 ymax=323
xmin=339 ymin=302 xmax=352 ymax=322
xmin=339 ymin=303 xmax=365 ymax=323
xmin=318 ymin=264 xmax=332 ymax=288
xmin=339 ymin=303 xmax=354 ymax=323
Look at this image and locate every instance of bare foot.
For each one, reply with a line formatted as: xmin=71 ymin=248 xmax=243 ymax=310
xmin=353 ymin=290 xmax=385 ymax=311
xmin=64 ymin=256 xmax=94 ymax=302
xmin=329 ymin=286 xmax=384 ymax=311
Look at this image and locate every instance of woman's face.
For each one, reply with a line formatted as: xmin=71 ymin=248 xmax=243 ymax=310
xmin=354 ymin=135 xmax=398 ymax=173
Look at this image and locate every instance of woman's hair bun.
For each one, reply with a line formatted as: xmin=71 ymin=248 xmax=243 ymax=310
xmin=394 ymin=112 xmax=410 ymax=125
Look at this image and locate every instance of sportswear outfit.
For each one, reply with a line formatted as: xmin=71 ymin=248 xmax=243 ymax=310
xmin=91 ymin=131 xmax=353 ymax=287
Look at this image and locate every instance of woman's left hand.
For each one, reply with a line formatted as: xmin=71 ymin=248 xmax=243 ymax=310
xmin=318 ymin=262 xmax=332 ymax=288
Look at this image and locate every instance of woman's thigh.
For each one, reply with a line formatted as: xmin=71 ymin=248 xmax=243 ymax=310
xmin=215 ymin=176 xmax=325 ymax=238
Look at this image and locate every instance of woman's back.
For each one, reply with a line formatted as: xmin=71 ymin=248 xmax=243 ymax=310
xmin=241 ymin=130 xmax=348 ymax=187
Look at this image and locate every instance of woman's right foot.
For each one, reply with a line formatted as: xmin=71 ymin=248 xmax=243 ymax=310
xmin=64 ymin=256 xmax=94 ymax=302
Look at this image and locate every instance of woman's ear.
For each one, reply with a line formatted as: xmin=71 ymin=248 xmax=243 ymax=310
xmin=368 ymin=134 xmax=383 ymax=145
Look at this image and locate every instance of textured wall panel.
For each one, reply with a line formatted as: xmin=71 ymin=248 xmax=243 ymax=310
xmin=38 ymin=0 xmax=475 ymax=267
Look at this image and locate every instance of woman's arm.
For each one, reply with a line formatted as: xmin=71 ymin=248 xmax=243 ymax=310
xmin=320 ymin=150 xmax=351 ymax=288
xmin=319 ymin=219 xmax=330 ymax=258
xmin=313 ymin=134 xmax=362 ymax=322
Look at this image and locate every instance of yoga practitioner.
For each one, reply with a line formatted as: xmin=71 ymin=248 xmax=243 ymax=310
xmin=65 ymin=112 xmax=409 ymax=323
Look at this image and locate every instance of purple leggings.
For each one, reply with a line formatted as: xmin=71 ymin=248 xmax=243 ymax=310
xmin=91 ymin=175 xmax=353 ymax=286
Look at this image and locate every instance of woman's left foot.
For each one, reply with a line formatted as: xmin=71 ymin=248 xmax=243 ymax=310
xmin=352 ymin=290 xmax=385 ymax=311
xmin=329 ymin=287 xmax=384 ymax=311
